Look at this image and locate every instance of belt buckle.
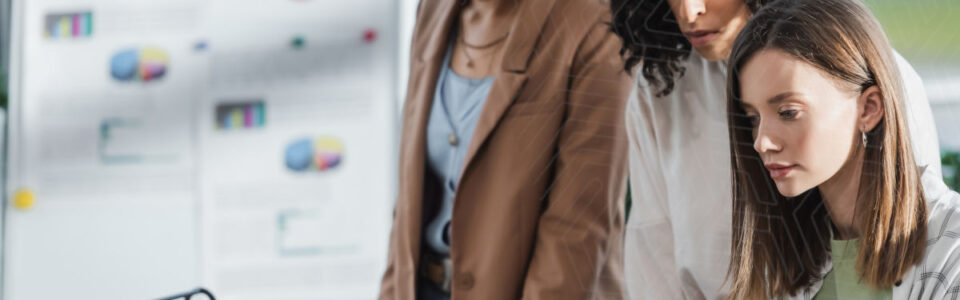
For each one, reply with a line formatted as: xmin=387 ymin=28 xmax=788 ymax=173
xmin=440 ymin=257 xmax=452 ymax=292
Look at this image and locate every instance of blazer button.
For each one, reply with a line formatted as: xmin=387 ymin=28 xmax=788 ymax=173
xmin=458 ymin=273 xmax=475 ymax=290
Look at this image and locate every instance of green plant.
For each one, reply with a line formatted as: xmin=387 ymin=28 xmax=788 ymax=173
xmin=1 ymin=72 xmax=7 ymax=109
xmin=944 ymin=151 xmax=960 ymax=191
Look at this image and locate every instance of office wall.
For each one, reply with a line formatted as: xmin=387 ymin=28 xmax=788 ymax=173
xmin=5 ymin=1 xmax=399 ymax=299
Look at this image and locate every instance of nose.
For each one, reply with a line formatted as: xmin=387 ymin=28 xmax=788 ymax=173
xmin=677 ymin=0 xmax=706 ymax=24
xmin=753 ymin=126 xmax=782 ymax=155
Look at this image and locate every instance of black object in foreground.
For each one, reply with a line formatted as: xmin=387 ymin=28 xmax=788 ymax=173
xmin=155 ymin=287 xmax=215 ymax=300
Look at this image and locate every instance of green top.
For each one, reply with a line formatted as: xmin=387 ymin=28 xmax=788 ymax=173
xmin=812 ymin=238 xmax=893 ymax=300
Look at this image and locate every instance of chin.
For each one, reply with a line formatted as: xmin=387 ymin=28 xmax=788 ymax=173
xmin=694 ymin=45 xmax=726 ymax=61
xmin=774 ymin=182 xmax=808 ymax=198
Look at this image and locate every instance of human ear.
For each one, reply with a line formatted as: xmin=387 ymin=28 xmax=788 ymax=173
xmin=858 ymin=85 xmax=884 ymax=132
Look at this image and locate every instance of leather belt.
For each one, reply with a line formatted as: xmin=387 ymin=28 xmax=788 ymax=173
xmin=419 ymin=251 xmax=453 ymax=293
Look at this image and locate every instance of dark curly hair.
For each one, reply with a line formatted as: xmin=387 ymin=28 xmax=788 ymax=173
xmin=609 ymin=0 xmax=770 ymax=97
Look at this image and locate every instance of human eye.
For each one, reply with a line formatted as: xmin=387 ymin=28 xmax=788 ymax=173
xmin=746 ymin=114 xmax=760 ymax=128
xmin=778 ymin=108 xmax=800 ymax=120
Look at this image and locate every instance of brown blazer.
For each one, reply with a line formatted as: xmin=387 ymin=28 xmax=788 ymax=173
xmin=380 ymin=0 xmax=632 ymax=299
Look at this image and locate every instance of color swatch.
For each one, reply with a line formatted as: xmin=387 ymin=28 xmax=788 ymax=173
xmin=44 ymin=11 xmax=93 ymax=39
xmin=215 ymin=101 xmax=266 ymax=130
xmin=285 ymin=137 xmax=344 ymax=172
xmin=110 ymin=47 xmax=169 ymax=82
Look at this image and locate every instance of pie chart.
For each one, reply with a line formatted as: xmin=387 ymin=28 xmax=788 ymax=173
xmin=285 ymin=139 xmax=314 ymax=172
xmin=313 ymin=138 xmax=343 ymax=171
xmin=285 ymin=137 xmax=344 ymax=172
xmin=110 ymin=47 xmax=169 ymax=82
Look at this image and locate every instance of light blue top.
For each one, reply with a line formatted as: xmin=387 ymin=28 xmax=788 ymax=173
xmin=423 ymin=45 xmax=494 ymax=254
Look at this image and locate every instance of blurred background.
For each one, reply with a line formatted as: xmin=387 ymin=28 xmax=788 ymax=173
xmin=0 ymin=0 xmax=956 ymax=299
xmin=864 ymin=0 xmax=960 ymax=189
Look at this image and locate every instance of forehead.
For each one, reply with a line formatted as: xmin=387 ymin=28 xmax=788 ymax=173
xmin=737 ymin=49 xmax=844 ymax=107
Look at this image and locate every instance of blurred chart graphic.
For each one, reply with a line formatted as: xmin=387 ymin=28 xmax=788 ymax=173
xmin=110 ymin=47 xmax=169 ymax=82
xmin=43 ymin=11 xmax=92 ymax=39
xmin=284 ymin=137 xmax=344 ymax=172
xmin=215 ymin=101 xmax=265 ymax=130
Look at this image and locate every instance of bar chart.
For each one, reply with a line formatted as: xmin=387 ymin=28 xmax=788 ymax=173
xmin=215 ymin=101 xmax=266 ymax=130
xmin=43 ymin=11 xmax=93 ymax=39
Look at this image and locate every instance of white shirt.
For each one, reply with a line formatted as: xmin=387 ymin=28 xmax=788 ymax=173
xmin=624 ymin=51 xmax=942 ymax=300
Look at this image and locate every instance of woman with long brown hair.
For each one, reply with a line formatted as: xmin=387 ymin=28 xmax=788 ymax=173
xmin=607 ymin=0 xmax=940 ymax=297
xmin=726 ymin=0 xmax=960 ymax=299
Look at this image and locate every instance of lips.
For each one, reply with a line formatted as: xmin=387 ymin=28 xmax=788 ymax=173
xmin=764 ymin=163 xmax=797 ymax=180
xmin=684 ymin=30 xmax=720 ymax=47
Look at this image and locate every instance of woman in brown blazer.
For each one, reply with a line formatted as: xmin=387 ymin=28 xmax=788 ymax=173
xmin=379 ymin=0 xmax=633 ymax=299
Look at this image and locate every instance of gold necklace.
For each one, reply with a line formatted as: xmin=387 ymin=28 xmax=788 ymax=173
xmin=458 ymin=31 xmax=509 ymax=68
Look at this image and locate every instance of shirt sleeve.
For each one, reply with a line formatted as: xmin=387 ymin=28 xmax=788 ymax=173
xmin=894 ymin=50 xmax=942 ymax=176
xmin=622 ymin=78 xmax=686 ymax=300
xmin=900 ymin=187 xmax=960 ymax=300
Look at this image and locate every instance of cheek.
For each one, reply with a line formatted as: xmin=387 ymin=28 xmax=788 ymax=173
xmin=799 ymin=107 xmax=858 ymax=179
xmin=667 ymin=0 xmax=684 ymax=25
xmin=712 ymin=1 xmax=750 ymax=48
xmin=711 ymin=0 xmax=750 ymax=25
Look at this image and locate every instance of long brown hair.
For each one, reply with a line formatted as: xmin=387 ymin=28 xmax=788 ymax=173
xmin=725 ymin=0 xmax=927 ymax=298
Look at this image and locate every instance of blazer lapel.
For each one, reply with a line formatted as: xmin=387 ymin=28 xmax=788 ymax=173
xmin=400 ymin=0 xmax=555 ymax=265
xmin=461 ymin=0 xmax=556 ymax=174
xmin=399 ymin=0 xmax=460 ymax=266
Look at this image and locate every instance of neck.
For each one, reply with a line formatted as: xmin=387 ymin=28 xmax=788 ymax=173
xmin=819 ymin=148 xmax=866 ymax=240
xmin=464 ymin=0 xmax=521 ymax=17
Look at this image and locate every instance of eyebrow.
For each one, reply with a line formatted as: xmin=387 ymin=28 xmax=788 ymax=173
xmin=740 ymin=92 xmax=802 ymax=109
xmin=767 ymin=92 xmax=802 ymax=104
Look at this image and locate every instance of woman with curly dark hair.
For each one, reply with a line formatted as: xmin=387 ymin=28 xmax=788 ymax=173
xmin=608 ymin=0 xmax=942 ymax=299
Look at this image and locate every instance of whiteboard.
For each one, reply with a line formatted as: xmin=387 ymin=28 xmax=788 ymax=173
xmin=5 ymin=0 xmax=399 ymax=299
